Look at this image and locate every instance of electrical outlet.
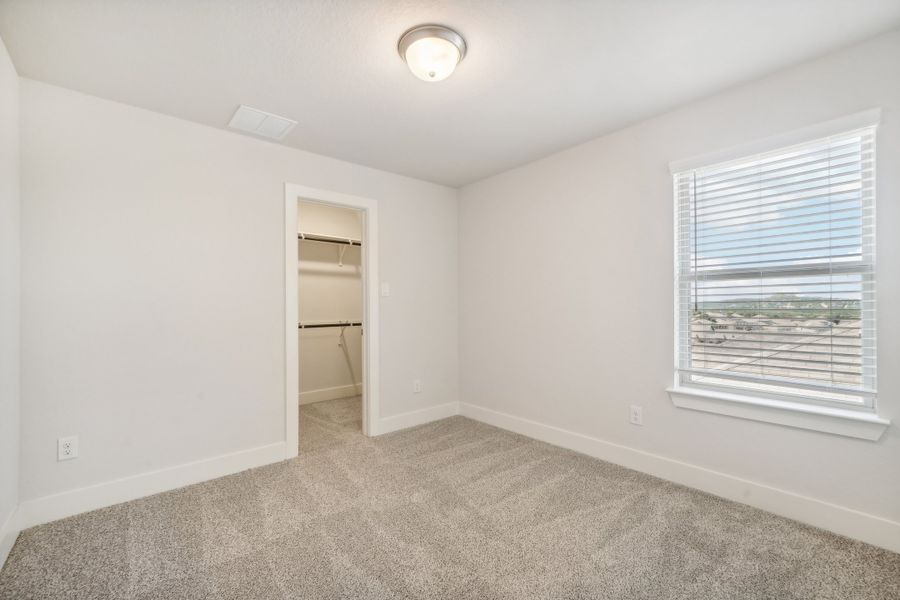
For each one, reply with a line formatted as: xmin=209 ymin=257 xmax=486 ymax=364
xmin=58 ymin=436 xmax=79 ymax=461
xmin=380 ymin=282 xmax=391 ymax=297
xmin=629 ymin=406 xmax=643 ymax=426
xmin=413 ymin=379 xmax=422 ymax=393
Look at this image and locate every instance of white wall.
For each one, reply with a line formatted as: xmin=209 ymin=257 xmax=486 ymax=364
xmin=298 ymin=202 xmax=363 ymax=402
xmin=459 ymin=30 xmax=900 ymax=525
xmin=19 ymin=79 xmax=458 ymax=501
xmin=0 ymin=34 xmax=20 ymax=559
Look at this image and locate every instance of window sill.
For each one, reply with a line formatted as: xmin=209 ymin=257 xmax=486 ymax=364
xmin=666 ymin=386 xmax=890 ymax=441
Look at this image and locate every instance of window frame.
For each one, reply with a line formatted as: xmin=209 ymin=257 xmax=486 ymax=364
xmin=666 ymin=110 xmax=889 ymax=440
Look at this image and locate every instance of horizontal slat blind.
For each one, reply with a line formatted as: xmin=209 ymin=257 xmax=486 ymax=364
xmin=675 ymin=127 xmax=876 ymax=406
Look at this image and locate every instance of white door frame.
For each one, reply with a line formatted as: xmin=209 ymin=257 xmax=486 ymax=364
xmin=284 ymin=183 xmax=380 ymax=459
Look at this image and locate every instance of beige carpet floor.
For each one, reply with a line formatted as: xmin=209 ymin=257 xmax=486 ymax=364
xmin=1 ymin=395 xmax=898 ymax=599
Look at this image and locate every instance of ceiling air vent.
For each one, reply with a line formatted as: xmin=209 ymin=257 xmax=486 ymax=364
xmin=228 ymin=105 xmax=297 ymax=140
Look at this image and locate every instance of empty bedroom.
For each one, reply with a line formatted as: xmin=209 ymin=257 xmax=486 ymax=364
xmin=0 ymin=1 xmax=898 ymax=598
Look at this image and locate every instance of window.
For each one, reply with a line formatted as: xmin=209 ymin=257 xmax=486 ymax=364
xmin=674 ymin=125 xmax=876 ymax=411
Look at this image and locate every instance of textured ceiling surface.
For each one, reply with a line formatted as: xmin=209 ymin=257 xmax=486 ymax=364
xmin=1 ymin=0 xmax=899 ymax=186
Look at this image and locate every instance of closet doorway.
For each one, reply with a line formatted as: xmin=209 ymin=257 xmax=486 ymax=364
xmin=284 ymin=184 xmax=380 ymax=459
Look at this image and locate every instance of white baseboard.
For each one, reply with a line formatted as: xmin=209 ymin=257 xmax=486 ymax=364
xmin=299 ymin=383 xmax=362 ymax=405
xmin=459 ymin=402 xmax=900 ymax=554
xmin=0 ymin=506 xmax=18 ymax=570
xmin=13 ymin=441 xmax=286 ymax=533
xmin=374 ymin=401 xmax=460 ymax=436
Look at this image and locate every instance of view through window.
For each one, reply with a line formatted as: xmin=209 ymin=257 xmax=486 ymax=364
xmin=674 ymin=126 xmax=877 ymax=408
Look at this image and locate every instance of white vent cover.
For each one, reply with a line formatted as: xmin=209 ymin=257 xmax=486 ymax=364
xmin=228 ymin=105 xmax=297 ymax=140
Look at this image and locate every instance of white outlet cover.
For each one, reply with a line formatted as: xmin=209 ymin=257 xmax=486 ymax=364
xmin=629 ymin=406 xmax=643 ymax=426
xmin=380 ymin=282 xmax=391 ymax=297
xmin=58 ymin=435 xmax=79 ymax=461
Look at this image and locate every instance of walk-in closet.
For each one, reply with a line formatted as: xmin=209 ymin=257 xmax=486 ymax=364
xmin=297 ymin=201 xmax=364 ymax=450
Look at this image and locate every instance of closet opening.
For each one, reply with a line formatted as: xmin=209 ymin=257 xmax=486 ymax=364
xmin=284 ymin=184 xmax=380 ymax=458
xmin=298 ymin=201 xmax=363 ymax=451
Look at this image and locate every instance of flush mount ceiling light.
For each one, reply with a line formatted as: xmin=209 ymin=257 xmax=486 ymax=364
xmin=398 ymin=24 xmax=467 ymax=82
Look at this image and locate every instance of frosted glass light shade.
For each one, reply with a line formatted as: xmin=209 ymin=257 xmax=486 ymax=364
xmin=404 ymin=37 xmax=460 ymax=82
xmin=398 ymin=25 xmax=466 ymax=83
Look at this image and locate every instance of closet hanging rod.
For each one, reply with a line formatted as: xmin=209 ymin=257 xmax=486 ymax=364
xmin=298 ymin=321 xmax=362 ymax=329
xmin=298 ymin=232 xmax=362 ymax=246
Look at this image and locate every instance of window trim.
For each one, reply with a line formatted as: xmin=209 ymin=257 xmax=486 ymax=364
xmin=669 ymin=108 xmax=881 ymax=174
xmin=666 ymin=385 xmax=889 ymax=441
xmin=668 ymin=110 xmax=889 ymax=439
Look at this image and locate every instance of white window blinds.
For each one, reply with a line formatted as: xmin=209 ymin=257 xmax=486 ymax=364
xmin=674 ymin=126 xmax=876 ymax=407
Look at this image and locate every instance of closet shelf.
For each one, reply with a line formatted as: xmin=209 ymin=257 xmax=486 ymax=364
xmin=298 ymin=321 xmax=362 ymax=329
xmin=298 ymin=232 xmax=362 ymax=246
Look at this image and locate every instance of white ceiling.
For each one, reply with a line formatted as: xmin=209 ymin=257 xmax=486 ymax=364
xmin=2 ymin=1 xmax=899 ymax=186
